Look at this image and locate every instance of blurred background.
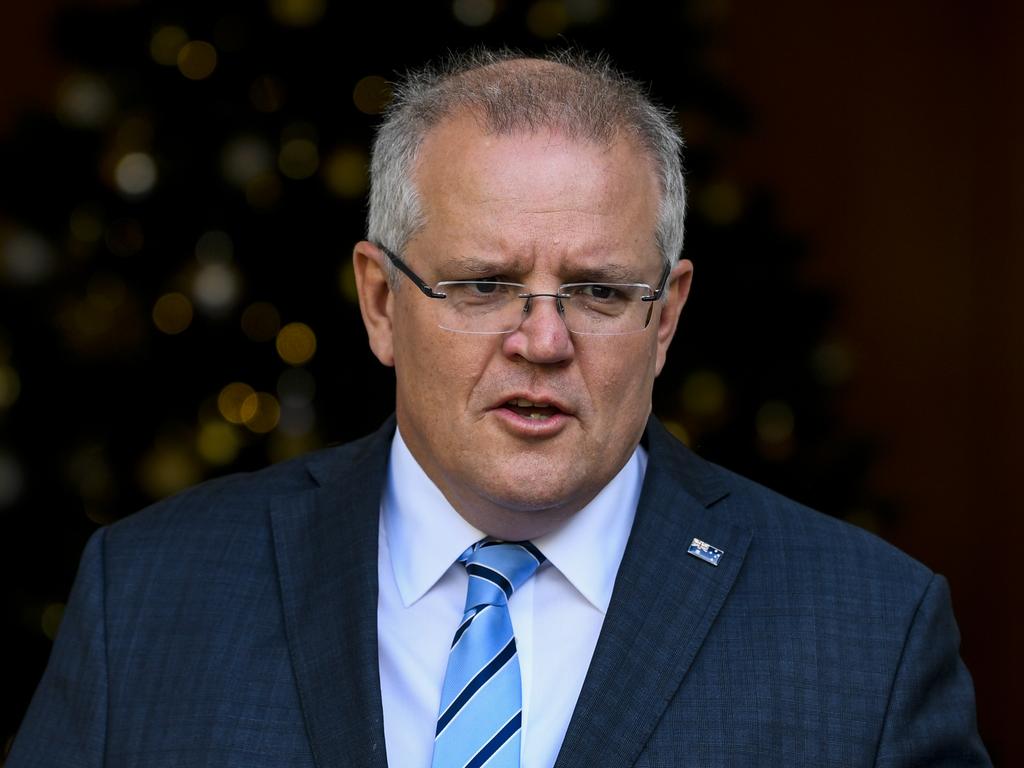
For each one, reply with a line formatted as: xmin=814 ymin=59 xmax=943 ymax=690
xmin=0 ymin=0 xmax=1019 ymax=762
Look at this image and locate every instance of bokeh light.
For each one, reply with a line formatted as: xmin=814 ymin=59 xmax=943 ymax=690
xmin=40 ymin=603 xmax=65 ymax=641
xmin=278 ymin=367 xmax=315 ymax=406
xmin=218 ymin=382 xmax=255 ymax=424
xmin=268 ymin=432 xmax=321 ymax=463
xmin=662 ymin=419 xmax=692 ymax=446
xmin=811 ymin=340 xmax=854 ymax=386
xmin=191 ymin=262 xmax=241 ymax=315
xmin=241 ymin=392 xmax=281 ymax=433
xmin=278 ymin=137 xmax=319 ymax=180
xmin=0 ymin=364 xmax=23 ymax=409
xmin=221 ymin=135 xmax=274 ymax=187
xmin=527 ymin=0 xmax=570 ymax=38
xmin=756 ymin=400 xmax=795 ymax=460
xmin=114 ymin=152 xmax=158 ymax=198
xmin=177 ymin=41 xmax=218 ymax=81
xmin=276 ymin=322 xmax=317 ymax=365
xmin=138 ymin=439 xmax=202 ymax=499
xmin=278 ymin=402 xmax=315 ymax=437
xmin=269 ymin=0 xmax=326 ymax=27
xmin=241 ymin=301 xmax=281 ymax=342
xmin=55 ymin=73 xmax=115 ymax=129
xmin=338 ymin=259 xmax=358 ymax=304
xmin=152 ymin=292 xmax=193 ymax=335
xmin=150 ymin=25 xmax=189 ymax=66
xmin=698 ymin=180 xmax=743 ymax=225
xmin=680 ymin=369 xmax=727 ymax=420
xmin=0 ymin=230 xmax=56 ymax=284
xmin=197 ymin=421 xmax=242 ymax=465
xmin=452 ymin=0 xmax=496 ymax=27
xmin=844 ymin=508 xmax=881 ymax=534
xmin=352 ymin=75 xmax=392 ymax=115
xmin=324 ymin=146 xmax=368 ymax=198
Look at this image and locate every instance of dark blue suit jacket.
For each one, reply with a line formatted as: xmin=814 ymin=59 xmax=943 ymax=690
xmin=9 ymin=417 xmax=990 ymax=766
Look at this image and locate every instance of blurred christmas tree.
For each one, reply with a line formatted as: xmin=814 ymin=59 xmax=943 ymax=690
xmin=0 ymin=0 xmax=881 ymax=747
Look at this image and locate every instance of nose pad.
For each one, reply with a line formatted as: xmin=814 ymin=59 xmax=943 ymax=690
xmin=520 ymin=293 xmax=566 ymax=323
xmin=518 ymin=293 xmax=568 ymax=334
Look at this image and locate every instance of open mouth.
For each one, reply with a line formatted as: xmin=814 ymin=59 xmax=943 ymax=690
xmin=503 ymin=398 xmax=563 ymax=421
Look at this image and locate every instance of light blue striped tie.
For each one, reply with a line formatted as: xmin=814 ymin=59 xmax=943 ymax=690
xmin=431 ymin=539 xmax=546 ymax=768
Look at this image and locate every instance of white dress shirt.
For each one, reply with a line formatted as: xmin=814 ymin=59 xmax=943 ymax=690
xmin=377 ymin=427 xmax=646 ymax=768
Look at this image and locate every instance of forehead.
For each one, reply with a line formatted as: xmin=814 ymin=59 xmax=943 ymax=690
xmin=410 ymin=113 xmax=661 ymax=270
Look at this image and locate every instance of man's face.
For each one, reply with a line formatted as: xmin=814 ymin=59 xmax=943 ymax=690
xmin=355 ymin=114 xmax=692 ymax=539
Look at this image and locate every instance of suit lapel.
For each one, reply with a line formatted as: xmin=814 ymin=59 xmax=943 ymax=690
xmin=270 ymin=421 xmax=394 ymax=768
xmin=554 ymin=418 xmax=752 ymax=768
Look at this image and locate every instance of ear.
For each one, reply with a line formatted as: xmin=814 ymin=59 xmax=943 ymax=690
xmin=654 ymin=258 xmax=694 ymax=376
xmin=353 ymin=240 xmax=395 ymax=367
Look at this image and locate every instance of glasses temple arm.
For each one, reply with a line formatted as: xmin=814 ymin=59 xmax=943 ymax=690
xmin=376 ymin=243 xmax=447 ymax=299
xmin=641 ymin=261 xmax=673 ymax=302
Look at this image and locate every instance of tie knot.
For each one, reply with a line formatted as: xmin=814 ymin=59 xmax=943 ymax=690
xmin=459 ymin=539 xmax=545 ymax=607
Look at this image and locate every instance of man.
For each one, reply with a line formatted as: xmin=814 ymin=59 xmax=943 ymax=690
xmin=9 ymin=50 xmax=988 ymax=767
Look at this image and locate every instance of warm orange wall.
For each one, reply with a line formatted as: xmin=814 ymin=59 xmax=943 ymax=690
xmin=721 ymin=2 xmax=1023 ymax=761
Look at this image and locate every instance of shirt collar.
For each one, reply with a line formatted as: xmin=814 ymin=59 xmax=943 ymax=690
xmin=533 ymin=446 xmax=645 ymax=613
xmin=382 ymin=427 xmax=646 ymax=614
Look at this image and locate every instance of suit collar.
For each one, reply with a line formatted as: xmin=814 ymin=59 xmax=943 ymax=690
xmin=270 ymin=417 xmax=395 ymax=768
xmin=555 ymin=417 xmax=751 ymax=768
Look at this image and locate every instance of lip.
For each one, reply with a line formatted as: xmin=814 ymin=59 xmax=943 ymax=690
xmin=490 ymin=392 xmax=575 ymax=414
xmin=488 ymin=393 xmax=575 ymax=438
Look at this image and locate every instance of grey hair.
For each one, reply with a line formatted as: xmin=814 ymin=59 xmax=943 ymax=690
xmin=367 ymin=48 xmax=686 ymax=286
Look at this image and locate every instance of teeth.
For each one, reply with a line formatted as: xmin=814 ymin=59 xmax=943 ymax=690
xmin=528 ymin=412 xmax=551 ymax=420
xmin=509 ymin=398 xmax=547 ymax=407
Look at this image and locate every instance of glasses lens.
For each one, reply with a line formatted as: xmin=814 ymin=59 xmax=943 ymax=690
xmin=561 ymin=283 xmax=653 ymax=335
xmin=436 ymin=281 xmax=525 ymax=333
xmin=433 ymin=280 xmax=656 ymax=335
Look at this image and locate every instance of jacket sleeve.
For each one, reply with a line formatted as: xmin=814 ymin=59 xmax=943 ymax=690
xmin=873 ymin=573 xmax=991 ymax=767
xmin=7 ymin=528 xmax=109 ymax=768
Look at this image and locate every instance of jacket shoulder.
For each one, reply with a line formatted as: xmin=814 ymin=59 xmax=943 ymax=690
xmin=104 ymin=422 xmax=392 ymax=549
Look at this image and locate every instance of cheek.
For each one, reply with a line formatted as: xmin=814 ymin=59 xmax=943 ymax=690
xmin=393 ymin=322 xmax=492 ymax=417
xmin=592 ymin=342 xmax=658 ymax=427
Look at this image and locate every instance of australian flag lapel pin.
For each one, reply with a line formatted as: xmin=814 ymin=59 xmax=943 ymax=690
xmin=687 ymin=537 xmax=724 ymax=566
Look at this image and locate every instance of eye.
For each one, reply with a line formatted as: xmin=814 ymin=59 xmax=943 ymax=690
xmin=469 ymin=281 xmax=499 ymax=295
xmin=576 ymin=284 xmax=621 ymax=300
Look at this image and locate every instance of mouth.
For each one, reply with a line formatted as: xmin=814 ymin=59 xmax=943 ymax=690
xmin=502 ymin=397 xmax=564 ymax=421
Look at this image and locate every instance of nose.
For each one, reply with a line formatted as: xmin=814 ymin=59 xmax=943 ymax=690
xmin=500 ymin=294 xmax=575 ymax=364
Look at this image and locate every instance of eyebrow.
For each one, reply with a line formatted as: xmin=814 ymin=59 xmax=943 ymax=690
xmin=561 ymin=263 xmax=646 ymax=283
xmin=439 ymin=256 xmax=522 ymax=277
xmin=437 ymin=256 xmax=651 ymax=283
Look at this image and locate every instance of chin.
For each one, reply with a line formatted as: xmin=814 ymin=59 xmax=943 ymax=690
xmin=477 ymin=471 xmax=590 ymax=516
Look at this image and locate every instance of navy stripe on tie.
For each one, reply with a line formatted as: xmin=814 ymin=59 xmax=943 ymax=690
xmin=518 ymin=541 xmax=546 ymax=564
xmin=451 ymin=605 xmax=489 ymax=649
xmin=466 ymin=562 xmax=514 ymax=599
xmin=479 ymin=539 xmax=546 ymax=566
xmin=464 ymin=711 xmax=522 ymax=768
xmin=435 ymin=638 xmax=517 ymax=736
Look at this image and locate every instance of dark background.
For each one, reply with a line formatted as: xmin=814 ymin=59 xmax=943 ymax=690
xmin=1 ymin=0 xmax=1020 ymax=762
